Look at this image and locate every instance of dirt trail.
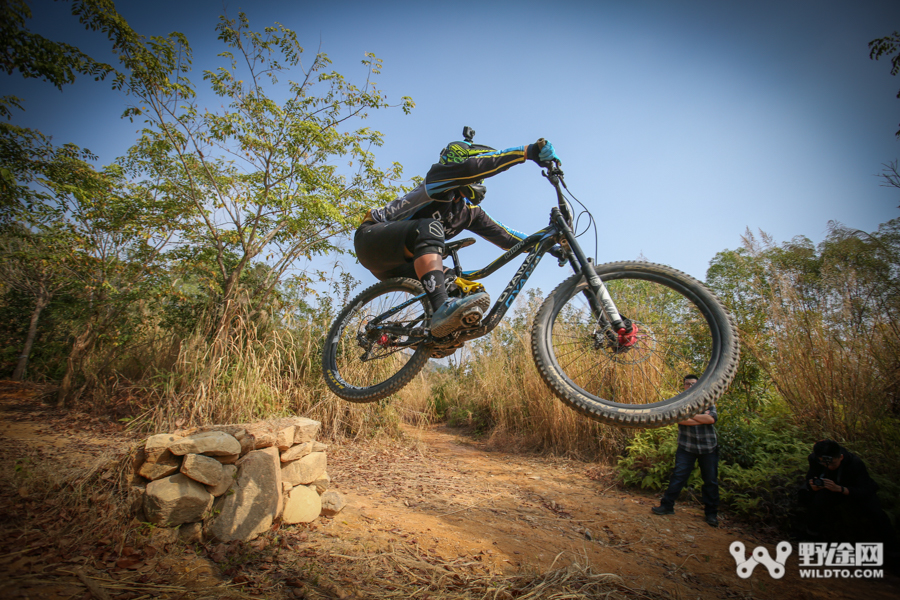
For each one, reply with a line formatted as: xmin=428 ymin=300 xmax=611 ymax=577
xmin=325 ymin=425 xmax=899 ymax=600
xmin=0 ymin=383 xmax=897 ymax=599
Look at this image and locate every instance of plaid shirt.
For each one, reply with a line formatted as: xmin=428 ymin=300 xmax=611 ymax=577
xmin=677 ymin=404 xmax=718 ymax=454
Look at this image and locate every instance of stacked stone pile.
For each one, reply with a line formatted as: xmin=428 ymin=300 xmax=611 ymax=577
xmin=130 ymin=417 xmax=346 ymax=543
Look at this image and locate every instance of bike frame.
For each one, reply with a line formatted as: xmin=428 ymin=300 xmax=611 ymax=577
xmin=368 ymin=166 xmax=628 ymax=349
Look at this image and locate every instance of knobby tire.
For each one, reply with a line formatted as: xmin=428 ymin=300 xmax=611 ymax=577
xmin=322 ymin=278 xmax=431 ymax=403
xmin=531 ymin=261 xmax=740 ymax=427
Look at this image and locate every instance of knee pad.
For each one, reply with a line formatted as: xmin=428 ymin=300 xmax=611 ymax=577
xmin=409 ymin=219 xmax=445 ymax=259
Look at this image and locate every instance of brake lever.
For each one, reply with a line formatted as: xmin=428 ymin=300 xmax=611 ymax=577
xmin=541 ymin=161 xmax=564 ymax=179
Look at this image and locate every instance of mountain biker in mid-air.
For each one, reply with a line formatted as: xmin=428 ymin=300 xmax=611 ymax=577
xmin=354 ymin=129 xmax=563 ymax=338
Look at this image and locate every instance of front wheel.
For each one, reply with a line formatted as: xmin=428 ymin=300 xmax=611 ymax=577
xmin=531 ymin=261 xmax=739 ymax=427
xmin=322 ymin=278 xmax=431 ymax=403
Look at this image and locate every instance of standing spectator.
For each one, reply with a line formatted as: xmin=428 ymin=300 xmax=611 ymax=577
xmin=651 ymin=374 xmax=720 ymax=527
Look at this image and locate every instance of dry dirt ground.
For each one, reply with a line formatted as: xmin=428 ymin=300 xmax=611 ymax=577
xmin=0 ymin=381 xmax=897 ymax=600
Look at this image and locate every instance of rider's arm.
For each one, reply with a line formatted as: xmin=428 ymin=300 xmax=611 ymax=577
xmin=424 ymin=144 xmax=541 ymax=200
xmin=465 ymin=204 xmax=527 ymax=250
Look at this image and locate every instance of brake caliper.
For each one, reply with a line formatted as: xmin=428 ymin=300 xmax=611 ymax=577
xmin=617 ymin=319 xmax=638 ymax=348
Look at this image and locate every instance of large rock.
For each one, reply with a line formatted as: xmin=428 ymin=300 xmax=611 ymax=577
xmin=173 ymin=425 xmax=246 ymax=439
xmin=144 ymin=474 xmax=213 ymax=527
xmin=181 ymin=454 xmax=224 ymax=487
xmin=239 ymin=435 xmax=255 ymax=456
xmin=206 ymin=464 xmax=237 ymax=497
xmin=286 ymin=417 xmax=320 ymax=443
xmin=169 ymin=431 xmax=241 ymax=457
xmin=145 ymin=434 xmax=183 ymax=461
xmin=258 ymin=447 xmax=284 ymax=518
xmin=320 ymin=490 xmax=346 ymax=517
xmin=244 ymin=423 xmax=277 ymax=449
xmin=282 ymin=485 xmax=321 ymax=524
xmin=245 ymin=417 xmax=321 ymax=450
xmin=275 ymin=425 xmax=295 ymax=452
xmin=280 ymin=441 xmax=312 ymax=462
xmin=207 ymin=449 xmax=280 ymax=542
xmin=216 ymin=453 xmax=240 ymax=464
xmin=138 ymin=451 xmax=181 ymax=481
xmin=282 ymin=452 xmax=326 ymax=486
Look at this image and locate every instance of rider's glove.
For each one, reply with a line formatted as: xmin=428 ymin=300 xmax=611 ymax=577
xmin=528 ymin=138 xmax=562 ymax=166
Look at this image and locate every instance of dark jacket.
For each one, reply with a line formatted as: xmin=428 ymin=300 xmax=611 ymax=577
xmin=805 ymin=448 xmax=878 ymax=499
xmin=367 ymin=144 xmax=541 ymax=249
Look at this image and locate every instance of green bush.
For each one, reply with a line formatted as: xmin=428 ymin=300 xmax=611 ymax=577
xmin=616 ymin=400 xmax=810 ymax=529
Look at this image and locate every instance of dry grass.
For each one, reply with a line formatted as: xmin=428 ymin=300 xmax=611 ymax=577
xmin=281 ymin=541 xmax=667 ymax=600
xmin=434 ymin=318 xmax=631 ymax=461
xmin=74 ymin=306 xmax=421 ymax=443
xmin=738 ymin=232 xmax=900 ymax=442
xmin=0 ymin=441 xmax=138 ymax=552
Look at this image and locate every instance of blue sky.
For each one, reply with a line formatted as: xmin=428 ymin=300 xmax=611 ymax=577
xmin=8 ymin=0 xmax=900 ymax=298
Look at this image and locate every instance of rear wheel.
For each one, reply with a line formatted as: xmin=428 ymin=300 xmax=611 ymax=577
xmin=531 ymin=261 xmax=739 ymax=427
xmin=322 ymin=278 xmax=431 ymax=403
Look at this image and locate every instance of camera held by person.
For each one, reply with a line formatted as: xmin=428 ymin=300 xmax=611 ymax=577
xmin=799 ymin=439 xmax=898 ymax=557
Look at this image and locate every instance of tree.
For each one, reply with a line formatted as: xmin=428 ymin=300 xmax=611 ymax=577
xmin=0 ymin=225 xmax=70 ymax=379
xmin=121 ymin=13 xmax=413 ymax=347
xmin=1 ymin=0 xmax=162 ymax=216
xmin=1 ymin=1 xmax=176 ymax=394
xmin=869 ymin=31 xmax=900 ymax=138
xmin=48 ymin=164 xmax=178 ymax=405
xmin=708 ymin=222 xmax=900 ymax=438
xmin=879 ymin=160 xmax=900 ymax=209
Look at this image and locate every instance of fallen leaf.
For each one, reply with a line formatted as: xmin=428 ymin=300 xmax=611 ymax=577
xmin=116 ymin=556 xmax=143 ymax=569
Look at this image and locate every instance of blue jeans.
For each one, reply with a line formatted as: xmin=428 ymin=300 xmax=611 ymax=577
xmin=660 ymin=446 xmax=719 ymax=514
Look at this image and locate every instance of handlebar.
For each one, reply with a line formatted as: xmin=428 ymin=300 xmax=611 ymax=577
xmin=541 ymin=161 xmax=572 ymax=227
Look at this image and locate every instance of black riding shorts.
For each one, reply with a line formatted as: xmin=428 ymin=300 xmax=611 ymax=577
xmin=354 ymin=219 xmax=445 ymax=280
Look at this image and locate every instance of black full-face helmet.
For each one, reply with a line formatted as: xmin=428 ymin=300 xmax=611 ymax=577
xmin=438 ymin=140 xmax=495 ymax=165
xmin=460 ymin=183 xmax=486 ymax=204
xmin=439 ymin=138 xmax=494 ymax=205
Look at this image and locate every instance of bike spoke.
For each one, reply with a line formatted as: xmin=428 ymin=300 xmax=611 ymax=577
xmin=332 ymin=287 xmax=429 ymax=390
xmin=548 ymin=279 xmax=713 ymax=406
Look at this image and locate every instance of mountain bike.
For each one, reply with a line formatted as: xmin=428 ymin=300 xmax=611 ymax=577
xmin=322 ymin=162 xmax=740 ymax=427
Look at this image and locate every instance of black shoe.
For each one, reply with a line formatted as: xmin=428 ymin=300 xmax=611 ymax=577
xmin=705 ymin=514 xmax=718 ymax=527
xmin=651 ymin=506 xmax=674 ymax=516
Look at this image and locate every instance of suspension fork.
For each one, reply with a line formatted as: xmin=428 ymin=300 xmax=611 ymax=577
xmin=550 ymin=208 xmax=626 ymax=331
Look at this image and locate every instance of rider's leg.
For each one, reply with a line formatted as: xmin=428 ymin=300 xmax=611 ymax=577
xmin=354 ymin=220 xmax=447 ymax=305
xmin=410 ymin=220 xmax=449 ymax=312
xmin=414 ymin=253 xmax=450 ymax=312
xmin=414 ymin=253 xmax=443 ymax=277
xmin=408 ymin=219 xmax=490 ymax=337
xmin=355 ymin=218 xmax=487 ymax=337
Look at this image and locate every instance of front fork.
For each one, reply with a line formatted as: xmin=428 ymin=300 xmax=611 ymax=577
xmin=550 ymin=208 xmax=628 ymax=334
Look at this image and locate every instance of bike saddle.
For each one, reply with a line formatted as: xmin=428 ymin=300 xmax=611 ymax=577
xmin=442 ymin=238 xmax=476 ymax=258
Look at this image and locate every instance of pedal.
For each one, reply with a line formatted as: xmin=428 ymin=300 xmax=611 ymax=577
xmin=460 ymin=292 xmax=490 ymax=327
xmin=460 ymin=307 xmax=483 ymax=327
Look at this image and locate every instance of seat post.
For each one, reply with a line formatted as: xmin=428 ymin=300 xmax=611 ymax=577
xmin=450 ymin=249 xmax=463 ymax=278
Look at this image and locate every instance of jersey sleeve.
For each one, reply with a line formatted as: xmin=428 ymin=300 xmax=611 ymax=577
xmin=423 ymin=145 xmax=532 ymax=200
xmin=465 ymin=203 xmax=528 ymax=250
